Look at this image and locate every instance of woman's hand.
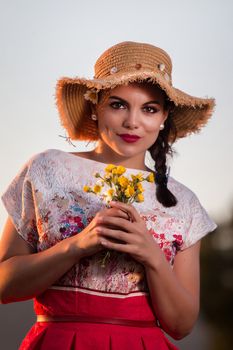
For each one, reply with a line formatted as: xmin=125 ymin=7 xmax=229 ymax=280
xmin=69 ymin=205 xmax=130 ymax=260
xmin=97 ymin=201 xmax=161 ymax=267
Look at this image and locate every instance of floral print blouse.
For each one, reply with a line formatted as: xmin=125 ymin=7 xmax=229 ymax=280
xmin=1 ymin=149 xmax=217 ymax=295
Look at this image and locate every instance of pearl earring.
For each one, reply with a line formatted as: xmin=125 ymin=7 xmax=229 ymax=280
xmin=91 ymin=114 xmax=98 ymax=121
xmin=159 ymin=124 xmax=164 ymax=130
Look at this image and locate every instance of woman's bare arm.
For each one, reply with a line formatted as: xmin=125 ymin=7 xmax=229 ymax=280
xmin=0 ymin=217 xmax=78 ymax=303
xmin=145 ymin=242 xmax=200 ymax=340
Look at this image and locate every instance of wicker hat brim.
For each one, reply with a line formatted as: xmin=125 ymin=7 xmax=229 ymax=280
xmin=56 ymin=69 xmax=215 ymax=142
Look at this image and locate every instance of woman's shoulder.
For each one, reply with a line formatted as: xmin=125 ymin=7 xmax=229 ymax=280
xmin=14 ymin=149 xmax=71 ymax=181
xmin=24 ymin=149 xmax=73 ymax=169
xmin=167 ymin=176 xmax=217 ymax=249
xmin=167 ymin=175 xmax=198 ymax=205
xmin=23 ymin=149 xmax=94 ymax=184
xmin=28 ymin=148 xmax=65 ymax=162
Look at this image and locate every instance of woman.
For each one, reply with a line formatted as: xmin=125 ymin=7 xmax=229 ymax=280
xmin=0 ymin=41 xmax=216 ymax=349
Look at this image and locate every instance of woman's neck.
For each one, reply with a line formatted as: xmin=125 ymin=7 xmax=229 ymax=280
xmin=85 ymin=147 xmax=151 ymax=172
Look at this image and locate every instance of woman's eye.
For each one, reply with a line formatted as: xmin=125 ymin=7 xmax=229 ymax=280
xmin=110 ymin=101 xmax=125 ymax=109
xmin=143 ymin=106 xmax=159 ymax=113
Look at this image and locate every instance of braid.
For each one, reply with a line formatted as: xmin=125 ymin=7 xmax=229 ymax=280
xmin=148 ymin=114 xmax=177 ymax=207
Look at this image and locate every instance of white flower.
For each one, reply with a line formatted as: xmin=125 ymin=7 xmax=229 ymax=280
xmin=96 ymin=179 xmax=104 ymax=186
xmin=84 ymin=89 xmax=98 ymax=104
xmin=103 ymin=189 xmax=116 ymax=203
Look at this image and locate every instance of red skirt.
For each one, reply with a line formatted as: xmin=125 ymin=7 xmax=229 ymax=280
xmin=19 ymin=288 xmax=178 ymax=350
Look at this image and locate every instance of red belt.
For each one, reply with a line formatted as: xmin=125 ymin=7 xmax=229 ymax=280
xmin=37 ymin=315 xmax=157 ymax=328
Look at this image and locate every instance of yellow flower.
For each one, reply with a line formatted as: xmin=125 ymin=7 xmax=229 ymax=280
xmin=105 ymin=164 xmax=116 ymax=173
xmin=118 ymin=176 xmax=129 ymax=188
xmin=93 ymin=184 xmax=102 ymax=193
xmin=135 ymin=193 xmax=144 ymax=202
xmin=125 ymin=185 xmax=135 ymax=198
xmin=146 ymin=172 xmax=154 ymax=183
xmin=131 ymin=174 xmax=137 ymax=181
xmin=131 ymin=173 xmax=144 ymax=182
xmin=136 ymin=173 xmax=144 ymax=181
xmin=107 ymin=189 xmax=115 ymax=197
xmin=112 ymin=175 xmax=119 ymax=185
xmin=136 ymin=182 xmax=144 ymax=192
xmin=115 ymin=165 xmax=126 ymax=175
xmin=83 ymin=185 xmax=91 ymax=192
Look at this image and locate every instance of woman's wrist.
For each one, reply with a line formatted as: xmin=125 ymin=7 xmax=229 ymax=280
xmin=143 ymin=246 xmax=167 ymax=272
xmin=57 ymin=236 xmax=82 ymax=265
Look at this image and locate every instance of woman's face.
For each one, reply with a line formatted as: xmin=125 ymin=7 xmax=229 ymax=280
xmin=95 ymin=82 xmax=168 ymax=162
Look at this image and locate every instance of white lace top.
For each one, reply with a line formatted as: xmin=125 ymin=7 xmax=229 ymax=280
xmin=1 ymin=149 xmax=217 ymax=294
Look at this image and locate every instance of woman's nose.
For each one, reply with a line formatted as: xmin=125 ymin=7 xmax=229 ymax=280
xmin=122 ymin=109 xmax=139 ymax=129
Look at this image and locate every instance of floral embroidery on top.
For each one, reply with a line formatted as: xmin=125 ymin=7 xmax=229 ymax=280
xmin=148 ymin=228 xmax=184 ymax=265
xmin=59 ymin=204 xmax=87 ymax=239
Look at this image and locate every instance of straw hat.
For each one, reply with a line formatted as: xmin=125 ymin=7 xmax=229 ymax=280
xmin=56 ymin=41 xmax=215 ymax=142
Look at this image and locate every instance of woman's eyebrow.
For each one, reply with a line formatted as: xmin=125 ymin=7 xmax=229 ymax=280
xmin=109 ymin=96 xmax=161 ymax=105
xmin=109 ymin=96 xmax=128 ymax=103
xmin=143 ymin=100 xmax=161 ymax=105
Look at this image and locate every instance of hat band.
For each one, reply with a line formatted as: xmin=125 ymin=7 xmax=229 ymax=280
xmin=94 ymin=66 xmax=172 ymax=85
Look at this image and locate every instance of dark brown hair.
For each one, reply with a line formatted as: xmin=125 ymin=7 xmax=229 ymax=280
xmin=148 ymin=111 xmax=177 ymax=207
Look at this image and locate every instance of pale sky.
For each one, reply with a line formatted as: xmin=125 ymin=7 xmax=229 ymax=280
xmin=0 ymin=0 xmax=232 ymax=232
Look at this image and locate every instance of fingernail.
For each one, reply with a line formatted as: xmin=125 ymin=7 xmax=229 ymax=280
xmin=101 ymin=239 xmax=108 ymax=246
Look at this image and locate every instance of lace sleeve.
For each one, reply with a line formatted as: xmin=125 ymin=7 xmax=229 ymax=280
xmin=181 ymin=193 xmax=217 ymax=250
xmin=1 ymin=160 xmax=38 ymax=249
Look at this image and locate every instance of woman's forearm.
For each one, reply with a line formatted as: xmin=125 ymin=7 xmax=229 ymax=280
xmin=145 ymin=252 xmax=199 ymax=340
xmin=0 ymin=238 xmax=78 ymax=304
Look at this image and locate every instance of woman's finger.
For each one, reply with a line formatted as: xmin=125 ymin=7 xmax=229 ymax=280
xmin=100 ymin=237 xmax=131 ymax=254
xmin=109 ymin=201 xmax=141 ymax=223
xmin=104 ymin=207 xmax=130 ymax=220
xmin=98 ymin=216 xmax=132 ymax=231
xmin=97 ymin=226 xmax=132 ymax=245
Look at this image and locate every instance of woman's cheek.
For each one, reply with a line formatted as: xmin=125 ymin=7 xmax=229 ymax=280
xmin=144 ymin=119 xmax=161 ymax=133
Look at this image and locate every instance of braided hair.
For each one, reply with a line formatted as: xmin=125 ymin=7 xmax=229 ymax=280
xmin=148 ymin=111 xmax=177 ymax=207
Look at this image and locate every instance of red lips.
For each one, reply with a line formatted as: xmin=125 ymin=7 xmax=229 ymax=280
xmin=118 ymin=134 xmax=141 ymax=143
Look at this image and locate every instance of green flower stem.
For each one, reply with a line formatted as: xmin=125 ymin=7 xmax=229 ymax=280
xmin=100 ymin=251 xmax=111 ymax=268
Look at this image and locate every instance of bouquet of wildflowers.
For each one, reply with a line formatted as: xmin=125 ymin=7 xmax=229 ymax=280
xmin=83 ymin=164 xmax=154 ymax=266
